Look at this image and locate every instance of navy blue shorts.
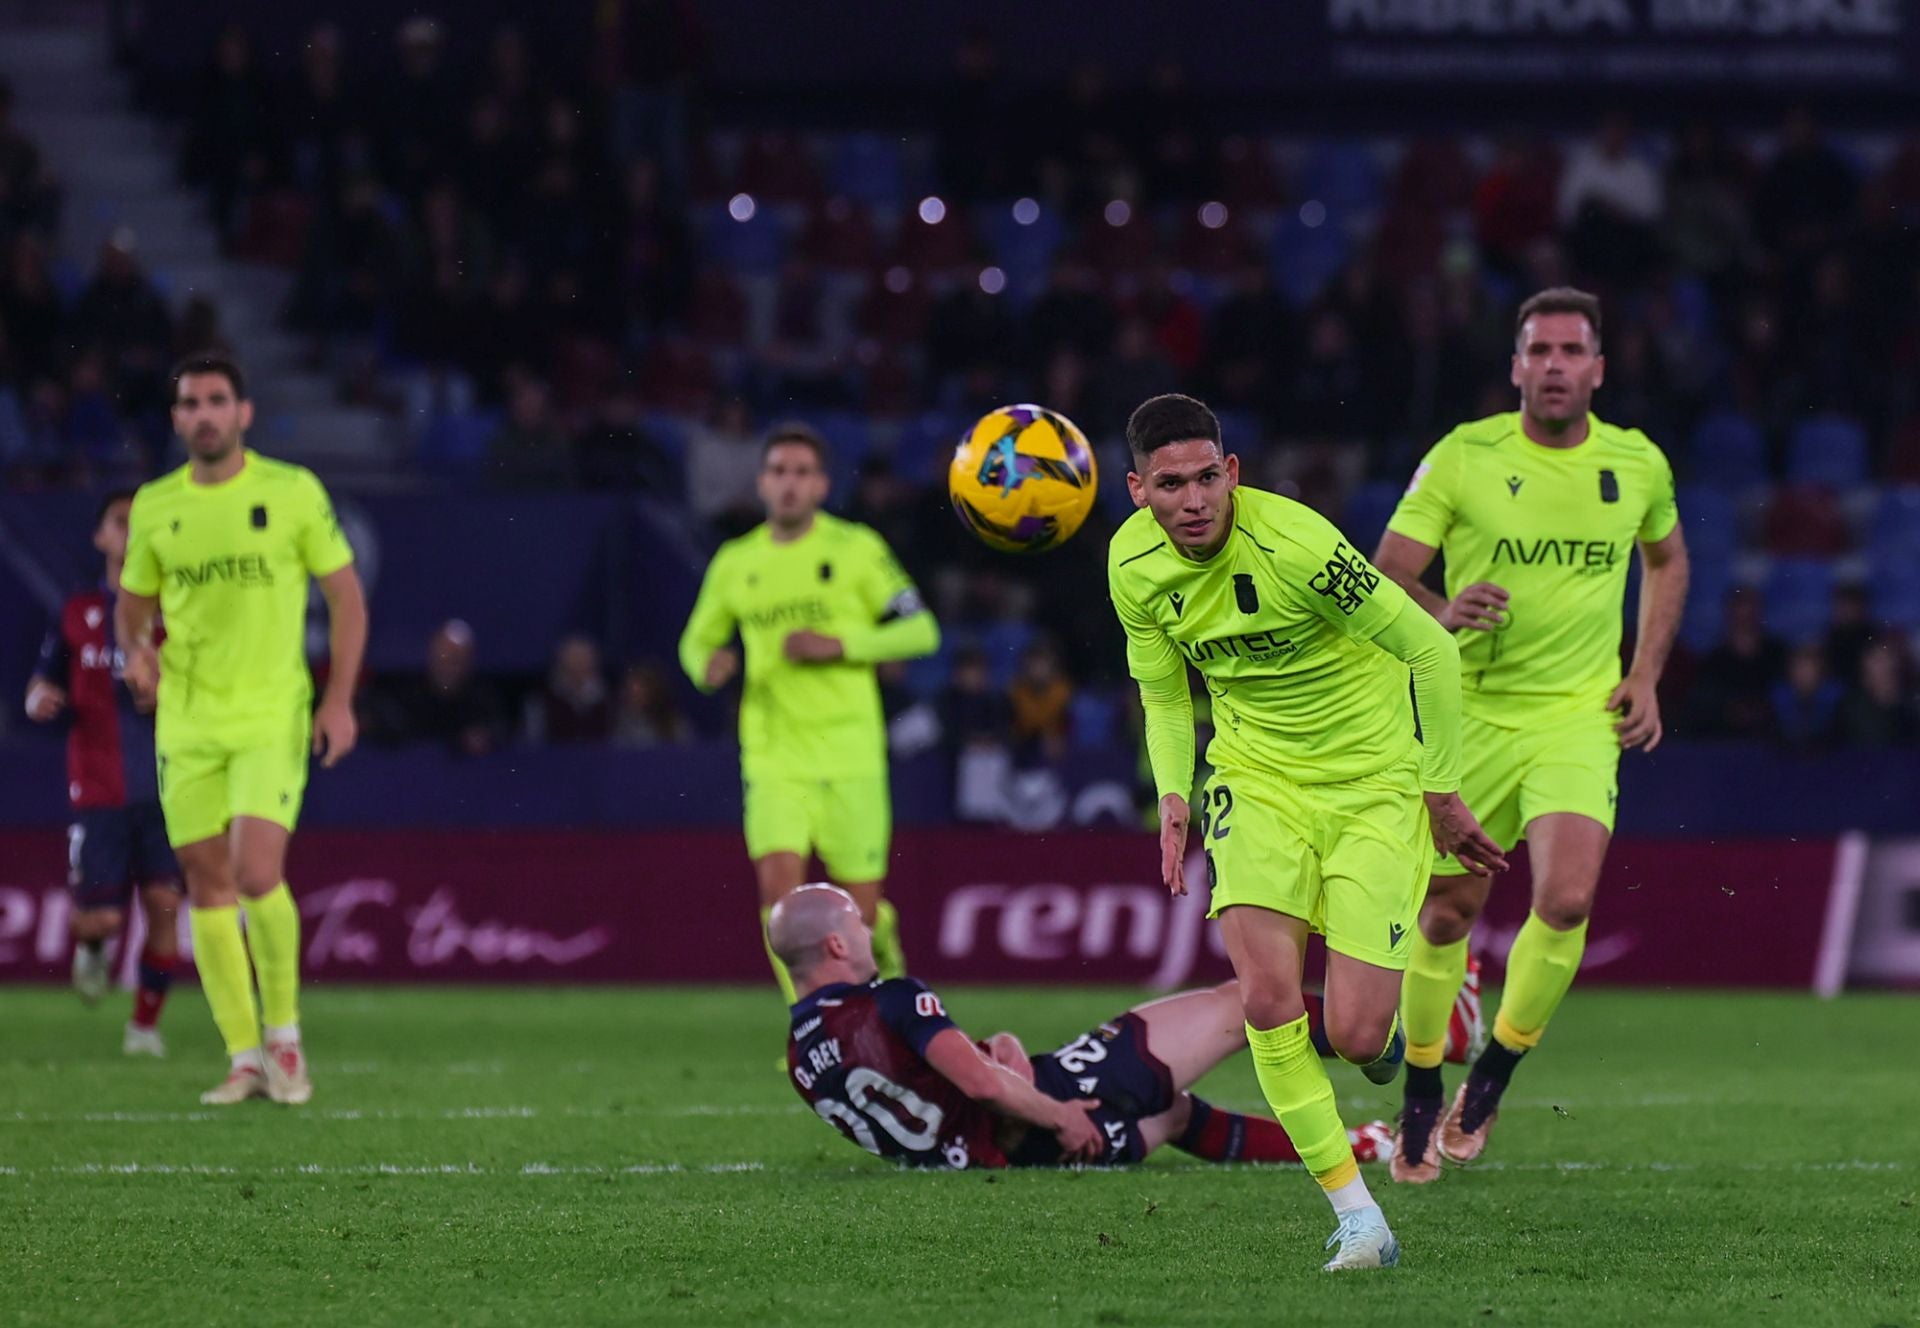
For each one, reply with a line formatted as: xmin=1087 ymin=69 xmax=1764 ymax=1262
xmin=68 ymin=804 xmax=180 ymax=911
xmin=1009 ymin=1012 xmax=1176 ymax=1167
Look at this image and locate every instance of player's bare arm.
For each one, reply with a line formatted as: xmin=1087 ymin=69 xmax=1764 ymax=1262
xmin=1158 ymin=792 xmax=1191 ymax=897
xmin=24 ymin=675 xmax=66 ymax=721
xmin=1609 ymin=526 xmax=1690 ymax=752
xmin=314 ymin=564 xmax=369 ymax=769
xmin=113 ymin=588 xmax=161 ymax=706
xmin=923 ymin=1027 xmax=1103 ymax=1161
xmin=1372 ymin=531 xmax=1508 ymax=631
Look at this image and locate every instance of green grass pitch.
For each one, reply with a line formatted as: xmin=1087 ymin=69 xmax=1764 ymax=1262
xmin=3 ymin=985 xmax=1914 ymax=1327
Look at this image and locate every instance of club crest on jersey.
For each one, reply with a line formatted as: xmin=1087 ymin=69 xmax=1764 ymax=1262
xmin=251 ymin=504 xmax=268 ymax=529
xmin=1505 ymin=476 xmax=1524 ymax=497
xmin=1599 ymin=469 xmax=1619 ymax=503
xmin=1233 ymin=573 xmax=1259 ymax=614
xmin=818 ymin=561 xmax=833 ymax=582
xmin=1308 ymin=541 xmax=1379 ymax=616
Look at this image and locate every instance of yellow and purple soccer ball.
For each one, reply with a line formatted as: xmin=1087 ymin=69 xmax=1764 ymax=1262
xmin=947 ymin=404 xmax=1099 ymax=554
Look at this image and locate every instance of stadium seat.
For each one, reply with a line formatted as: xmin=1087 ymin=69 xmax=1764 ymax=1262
xmin=1268 ymin=217 xmax=1354 ymax=308
xmin=1679 ymin=555 xmax=1736 ymax=652
xmin=1675 ymin=485 xmax=1740 ymax=562
xmin=1069 ymin=691 xmax=1119 ymax=749
xmin=1762 ymin=484 xmax=1851 ymax=555
xmin=979 ymin=619 xmax=1037 ymax=688
xmin=1342 ymin=480 xmax=1406 ymax=551
xmin=700 ymin=202 xmax=786 ymax=276
xmin=829 ymin=133 xmax=905 ymax=205
xmin=1762 ymin=557 xmax=1836 ymax=643
xmin=1868 ymin=544 xmax=1920 ymax=628
xmin=1293 ymin=141 xmax=1384 ymax=221
xmin=1687 ymin=410 xmax=1769 ymax=489
xmin=1867 ymin=486 xmax=1920 ymax=559
xmin=1218 ymin=136 xmax=1286 ymax=207
xmin=1786 ymin=414 xmax=1869 ymax=489
xmin=984 ymin=202 xmax=1067 ymax=287
xmin=416 ymin=409 xmax=501 ymax=476
xmin=0 ymin=387 xmax=31 ymax=464
xmin=893 ymin=410 xmax=968 ymax=483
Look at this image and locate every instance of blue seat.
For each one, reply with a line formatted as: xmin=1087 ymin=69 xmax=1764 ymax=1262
xmin=1293 ymin=141 xmax=1383 ymax=220
xmin=1342 ymin=480 xmax=1405 ymax=551
xmin=1679 ymin=555 xmax=1735 ymax=651
xmin=1688 ymin=410 xmax=1768 ymax=489
xmin=636 ymin=410 xmax=693 ymax=463
xmin=1675 ymin=485 xmax=1740 ymax=562
xmin=1213 ymin=409 xmax=1262 ymax=451
xmin=699 ymin=202 xmax=785 ymax=275
xmin=1269 ymin=217 xmax=1353 ymax=308
xmin=978 ymin=619 xmax=1036 ymax=689
xmin=894 ymin=410 xmax=968 ymax=484
xmin=829 ymin=133 xmax=904 ymax=205
xmin=1762 ymin=557 xmax=1836 ymax=644
xmin=984 ymin=202 xmax=1066 ymax=288
xmin=0 ymin=387 xmax=30 ymax=464
xmin=810 ymin=410 xmax=871 ymax=495
xmin=417 ymin=409 xmax=501 ymax=475
xmin=1868 ymin=486 xmax=1920 ymax=558
xmin=1069 ymin=690 xmax=1119 ymax=749
xmin=1869 ymin=550 xmax=1920 ymax=628
xmin=903 ymin=636 xmax=954 ymax=700
xmin=1786 ymin=414 xmax=1868 ymax=489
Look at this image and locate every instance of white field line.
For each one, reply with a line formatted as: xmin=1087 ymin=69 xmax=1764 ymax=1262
xmin=0 ymin=1158 xmax=1901 ymax=1179
xmin=8 ymin=1103 xmax=809 ymax=1125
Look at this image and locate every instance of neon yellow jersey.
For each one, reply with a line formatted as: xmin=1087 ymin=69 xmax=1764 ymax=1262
xmin=678 ymin=514 xmax=936 ymax=782
xmin=121 ymin=450 xmax=354 ymax=744
xmin=1108 ymin=487 xmax=1420 ymax=786
xmin=1386 ymin=411 xmax=1678 ymax=727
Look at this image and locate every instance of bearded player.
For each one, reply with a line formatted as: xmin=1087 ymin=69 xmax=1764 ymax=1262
xmin=116 ymin=355 xmax=368 ymax=1106
xmin=1373 ymin=288 xmax=1689 ymax=1180
xmin=1108 ymin=393 xmax=1505 ymax=1271
xmin=773 ymin=884 xmax=1393 ymax=1172
xmin=679 ymin=423 xmax=939 ymax=1018
xmin=26 ymin=491 xmax=181 ymax=1054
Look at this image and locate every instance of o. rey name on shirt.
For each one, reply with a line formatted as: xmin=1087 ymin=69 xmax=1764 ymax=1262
xmin=170 ymin=553 xmax=277 ymax=589
xmin=1491 ymin=536 xmax=1622 ymax=574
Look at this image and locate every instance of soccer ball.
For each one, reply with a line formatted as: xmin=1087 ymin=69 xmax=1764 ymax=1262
xmin=947 ymin=404 xmax=1099 ymax=554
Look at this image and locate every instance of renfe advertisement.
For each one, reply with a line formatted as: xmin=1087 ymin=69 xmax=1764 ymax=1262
xmin=0 ymin=830 xmax=1850 ymax=989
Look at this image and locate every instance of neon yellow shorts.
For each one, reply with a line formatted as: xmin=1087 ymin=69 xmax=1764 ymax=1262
xmin=156 ymin=715 xmax=310 ymax=847
xmin=743 ymin=775 xmax=891 ymax=883
xmin=1201 ymin=749 xmax=1429 ymax=970
xmin=1432 ymin=706 xmax=1620 ymax=877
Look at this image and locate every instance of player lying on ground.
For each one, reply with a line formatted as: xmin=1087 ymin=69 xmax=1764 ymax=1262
xmin=771 ymin=884 xmax=1393 ymax=1173
xmin=26 ymin=490 xmax=181 ymax=1056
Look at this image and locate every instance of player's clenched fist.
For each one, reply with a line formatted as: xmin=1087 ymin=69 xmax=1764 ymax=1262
xmin=1158 ymin=792 xmax=1190 ymax=897
xmin=123 ymin=646 xmax=160 ymax=707
xmin=1423 ymin=790 xmax=1507 ymax=877
xmin=1051 ymin=1098 xmax=1106 ymax=1164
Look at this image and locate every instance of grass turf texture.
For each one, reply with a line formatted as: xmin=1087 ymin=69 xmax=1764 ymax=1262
xmin=3 ymin=987 xmax=1914 ymax=1328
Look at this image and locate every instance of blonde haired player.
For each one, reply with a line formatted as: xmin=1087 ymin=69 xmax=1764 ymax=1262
xmin=1373 ymin=288 xmax=1689 ymax=1180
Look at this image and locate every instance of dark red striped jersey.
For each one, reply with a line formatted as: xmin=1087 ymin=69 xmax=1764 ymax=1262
xmin=788 ymin=978 xmax=1009 ymax=1170
xmin=35 ymin=587 xmax=161 ymax=809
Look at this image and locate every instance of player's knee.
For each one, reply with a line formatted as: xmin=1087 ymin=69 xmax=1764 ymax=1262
xmin=1326 ymin=1008 xmax=1396 ymax=1066
xmin=1419 ymin=881 xmax=1481 ymax=944
xmin=1533 ymin=892 xmax=1592 ymax=932
xmin=233 ymin=863 xmax=280 ymax=898
xmin=1237 ymin=980 xmax=1303 ymax=1032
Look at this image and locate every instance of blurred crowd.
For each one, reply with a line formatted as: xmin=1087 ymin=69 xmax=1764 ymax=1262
xmin=4 ymin=13 xmax=1918 ymax=755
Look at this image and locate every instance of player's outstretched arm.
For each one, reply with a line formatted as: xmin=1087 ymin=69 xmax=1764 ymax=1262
xmin=1610 ymin=526 xmax=1689 ymax=752
xmin=923 ymin=1028 xmax=1104 ymax=1162
xmin=314 ymin=565 xmax=368 ymax=768
xmin=819 ymin=532 xmax=940 ymax=666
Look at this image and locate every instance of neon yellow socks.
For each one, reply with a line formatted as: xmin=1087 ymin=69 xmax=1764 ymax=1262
xmin=760 ymin=906 xmax=799 ymax=1005
xmin=872 ymin=899 xmax=907 ymax=980
xmin=1246 ymin=1016 xmax=1362 ymax=1195
xmin=1493 ymin=912 xmax=1588 ymax=1052
xmin=1402 ymin=934 xmax=1469 ymax=1069
xmin=188 ymin=905 xmax=259 ymax=1056
xmin=240 ymin=883 xmax=302 ymax=1030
